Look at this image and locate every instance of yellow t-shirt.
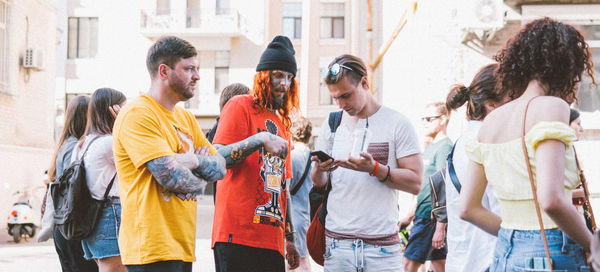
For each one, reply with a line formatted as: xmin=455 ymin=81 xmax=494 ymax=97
xmin=113 ymin=94 xmax=215 ymax=265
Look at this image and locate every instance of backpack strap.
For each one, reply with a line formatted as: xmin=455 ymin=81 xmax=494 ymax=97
xmin=102 ymin=173 xmax=117 ymax=201
xmin=290 ymin=151 xmax=312 ymax=196
xmin=447 ymin=142 xmax=461 ymax=193
xmin=74 ymin=136 xmax=102 ymax=162
xmin=328 ymin=111 xmax=343 ymax=133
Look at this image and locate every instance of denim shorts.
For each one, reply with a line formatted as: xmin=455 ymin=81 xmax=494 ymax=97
xmin=324 ymin=237 xmax=403 ymax=272
xmin=491 ymin=228 xmax=590 ymax=272
xmin=403 ymin=217 xmax=447 ymax=263
xmin=81 ymin=199 xmax=121 ymax=260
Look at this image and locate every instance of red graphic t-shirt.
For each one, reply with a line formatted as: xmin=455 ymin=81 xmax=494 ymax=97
xmin=211 ymin=95 xmax=292 ymax=257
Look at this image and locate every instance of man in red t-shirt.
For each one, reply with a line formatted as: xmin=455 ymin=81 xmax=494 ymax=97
xmin=211 ymin=35 xmax=301 ymax=272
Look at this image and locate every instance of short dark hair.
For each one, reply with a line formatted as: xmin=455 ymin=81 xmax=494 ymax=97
xmin=219 ymin=83 xmax=250 ymax=110
xmin=146 ymin=36 xmax=198 ymax=78
xmin=324 ymin=54 xmax=368 ymax=86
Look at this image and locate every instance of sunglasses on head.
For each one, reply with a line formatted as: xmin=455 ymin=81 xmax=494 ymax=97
xmin=325 ymin=63 xmax=354 ymax=82
xmin=421 ymin=115 xmax=441 ymax=122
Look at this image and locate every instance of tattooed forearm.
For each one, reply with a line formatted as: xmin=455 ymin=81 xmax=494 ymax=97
xmin=146 ymin=156 xmax=207 ymax=193
xmin=215 ymin=132 xmax=267 ymax=169
xmin=192 ymin=154 xmax=226 ymax=182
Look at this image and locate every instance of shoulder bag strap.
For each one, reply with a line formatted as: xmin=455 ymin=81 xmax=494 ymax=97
xmin=76 ymin=136 xmax=102 ymax=162
xmin=322 ymin=111 xmax=343 ymax=207
xmin=291 ymin=152 xmax=312 ymax=196
xmin=521 ymin=96 xmax=553 ymax=271
xmin=573 ymin=146 xmax=597 ymax=232
xmin=102 ymin=173 xmax=117 ymax=200
xmin=447 ymin=142 xmax=461 ymax=193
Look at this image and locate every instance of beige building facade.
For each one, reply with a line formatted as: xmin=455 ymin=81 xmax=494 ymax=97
xmin=0 ymin=0 xmax=58 ymax=226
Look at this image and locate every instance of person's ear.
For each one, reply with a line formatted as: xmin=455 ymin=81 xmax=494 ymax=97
xmin=158 ymin=64 xmax=170 ymax=81
xmin=360 ymin=76 xmax=369 ymax=91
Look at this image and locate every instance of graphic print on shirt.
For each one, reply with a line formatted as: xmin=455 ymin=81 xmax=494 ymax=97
xmin=160 ymin=125 xmax=201 ymax=203
xmin=253 ymin=119 xmax=286 ymax=226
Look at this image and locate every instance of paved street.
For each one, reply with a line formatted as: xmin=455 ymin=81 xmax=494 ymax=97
xmin=0 ymin=196 xmax=322 ymax=271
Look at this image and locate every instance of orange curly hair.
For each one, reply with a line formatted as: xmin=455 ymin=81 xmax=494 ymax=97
xmin=251 ymin=71 xmax=300 ymax=132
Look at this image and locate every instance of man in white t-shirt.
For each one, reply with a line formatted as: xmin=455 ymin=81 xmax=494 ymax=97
xmin=311 ymin=54 xmax=423 ymax=272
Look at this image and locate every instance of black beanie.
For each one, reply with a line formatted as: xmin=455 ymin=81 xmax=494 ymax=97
xmin=256 ymin=35 xmax=297 ymax=77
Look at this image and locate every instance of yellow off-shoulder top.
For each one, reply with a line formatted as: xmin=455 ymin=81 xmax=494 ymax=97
xmin=465 ymin=122 xmax=580 ymax=230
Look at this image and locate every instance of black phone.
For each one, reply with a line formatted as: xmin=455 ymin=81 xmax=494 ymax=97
xmin=310 ymin=150 xmax=334 ymax=162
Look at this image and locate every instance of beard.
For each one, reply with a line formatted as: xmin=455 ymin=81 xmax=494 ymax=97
xmin=170 ymin=74 xmax=195 ymax=101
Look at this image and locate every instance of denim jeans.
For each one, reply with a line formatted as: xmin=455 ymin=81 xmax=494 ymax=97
xmin=81 ymin=200 xmax=121 ymax=260
xmin=491 ymin=228 xmax=590 ymax=272
xmin=324 ymin=237 xmax=403 ymax=272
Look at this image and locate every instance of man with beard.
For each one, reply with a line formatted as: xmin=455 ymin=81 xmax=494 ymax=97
xmin=400 ymin=102 xmax=452 ymax=272
xmin=113 ymin=36 xmax=226 ymax=272
xmin=211 ymin=35 xmax=301 ymax=272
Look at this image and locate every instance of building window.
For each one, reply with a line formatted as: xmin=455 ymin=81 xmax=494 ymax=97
xmin=0 ymin=0 xmax=7 ymax=90
xmin=320 ymin=3 xmax=344 ymax=39
xmin=575 ymin=25 xmax=600 ymax=112
xmin=157 ymin=0 xmax=170 ymax=15
xmin=319 ymin=67 xmax=334 ymax=105
xmin=216 ymin=0 xmax=230 ymax=15
xmin=67 ymin=17 xmax=99 ymax=59
xmin=282 ymin=2 xmax=302 ymax=39
xmin=215 ymin=50 xmax=230 ymax=94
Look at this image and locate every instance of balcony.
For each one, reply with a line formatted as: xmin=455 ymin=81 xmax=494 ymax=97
xmin=140 ymin=8 xmax=260 ymax=45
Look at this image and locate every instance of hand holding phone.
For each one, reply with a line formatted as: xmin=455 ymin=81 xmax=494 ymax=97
xmin=310 ymin=150 xmax=334 ymax=162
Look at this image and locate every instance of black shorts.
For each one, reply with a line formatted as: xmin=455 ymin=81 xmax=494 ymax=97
xmin=403 ymin=217 xmax=447 ymax=263
xmin=213 ymin=242 xmax=284 ymax=272
xmin=125 ymin=260 xmax=192 ymax=272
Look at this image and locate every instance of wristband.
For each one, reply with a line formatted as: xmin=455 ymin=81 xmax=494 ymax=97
xmin=380 ymin=165 xmax=391 ymax=183
xmin=369 ymin=161 xmax=379 ymax=176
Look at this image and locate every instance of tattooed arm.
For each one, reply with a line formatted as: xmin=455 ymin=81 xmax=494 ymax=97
xmin=146 ymin=156 xmax=208 ymax=193
xmin=214 ymin=131 xmax=289 ymax=169
xmin=191 ymin=154 xmax=226 ymax=182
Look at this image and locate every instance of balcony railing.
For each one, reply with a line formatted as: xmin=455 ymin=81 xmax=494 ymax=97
xmin=140 ymin=8 xmax=242 ymax=33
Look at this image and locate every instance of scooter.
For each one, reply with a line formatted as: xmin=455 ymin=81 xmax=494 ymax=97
xmin=7 ymin=191 xmax=38 ymax=243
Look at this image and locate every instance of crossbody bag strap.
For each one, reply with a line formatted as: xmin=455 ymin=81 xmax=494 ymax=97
xmin=521 ymin=96 xmax=553 ymax=271
xmin=447 ymin=142 xmax=461 ymax=193
xmin=323 ymin=111 xmax=343 ymax=206
xmin=573 ymin=147 xmax=597 ymax=232
xmin=291 ymin=153 xmax=312 ymax=196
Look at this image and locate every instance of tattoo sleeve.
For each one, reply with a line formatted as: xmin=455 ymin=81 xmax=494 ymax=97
xmin=146 ymin=156 xmax=207 ymax=193
xmin=214 ymin=132 xmax=266 ymax=169
xmin=191 ymin=154 xmax=226 ymax=182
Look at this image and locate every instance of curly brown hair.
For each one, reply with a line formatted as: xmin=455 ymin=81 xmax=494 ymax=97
xmin=494 ymin=17 xmax=595 ymax=103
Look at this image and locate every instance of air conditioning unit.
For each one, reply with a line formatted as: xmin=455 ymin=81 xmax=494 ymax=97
xmin=458 ymin=0 xmax=505 ymax=30
xmin=23 ymin=48 xmax=43 ymax=70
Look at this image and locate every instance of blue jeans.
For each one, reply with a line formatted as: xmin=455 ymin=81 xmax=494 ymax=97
xmin=324 ymin=237 xmax=403 ymax=272
xmin=81 ymin=200 xmax=121 ymax=260
xmin=491 ymin=228 xmax=590 ymax=271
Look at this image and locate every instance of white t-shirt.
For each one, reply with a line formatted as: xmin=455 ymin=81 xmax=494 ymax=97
xmin=71 ymin=133 xmax=120 ymax=200
xmin=445 ymin=121 xmax=500 ymax=272
xmin=315 ymin=106 xmax=420 ymax=236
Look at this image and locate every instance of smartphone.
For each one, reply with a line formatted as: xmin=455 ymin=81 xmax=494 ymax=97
xmin=310 ymin=150 xmax=334 ymax=162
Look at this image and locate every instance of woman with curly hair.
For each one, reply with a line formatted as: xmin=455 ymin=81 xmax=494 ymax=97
xmin=459 ymin=17 xmax=595 ymax=271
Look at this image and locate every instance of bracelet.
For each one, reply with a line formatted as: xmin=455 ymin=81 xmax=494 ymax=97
xmin=369 ymin=161 xmax=380 ymax=176
xmin=380 ymin=165 xmax=391 ymax=183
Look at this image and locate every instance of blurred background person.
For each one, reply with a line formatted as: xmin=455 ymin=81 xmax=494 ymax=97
xmin=48 ymin=95 xmax=98 ymax=272
xmin=72 ymin=88 xmax=126 ymax=272
xmin=444 ymin=63 xmax=504 ymax=272
xmin=402 ymin=102 xmax=452 ymax=272
xmin=288 ymin=116 xmax=313 ymax=272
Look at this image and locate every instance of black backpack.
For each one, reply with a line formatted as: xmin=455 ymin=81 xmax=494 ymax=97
xmin=51 ymin=137 xmax=116 ymax=240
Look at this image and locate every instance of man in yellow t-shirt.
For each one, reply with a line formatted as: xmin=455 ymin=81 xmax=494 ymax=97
xmin=113 ymin=36 xmax=226 ymax=272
